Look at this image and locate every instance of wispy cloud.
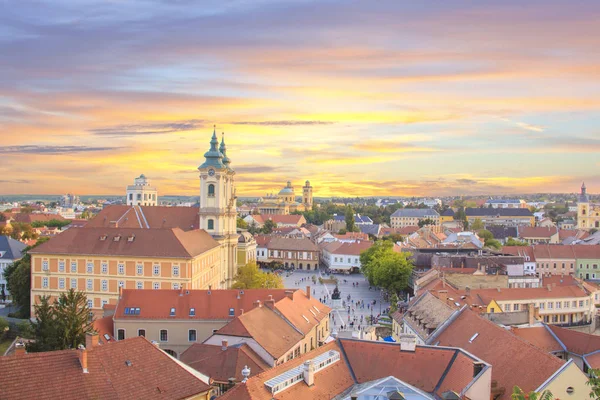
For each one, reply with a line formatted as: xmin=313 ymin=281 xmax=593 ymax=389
xmin=231 ymin=120 xmax=335 ymax=126
xmin=89 ymin=119 xmax=205 ymax=136
xmin=0 ymin=145 xmax=120 ymax=155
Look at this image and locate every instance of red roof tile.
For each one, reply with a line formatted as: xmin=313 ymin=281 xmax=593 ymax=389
xmin=518 ymin=226 xmax=558 ymax=239
xmin=325 ymin=241 xmax=373 ymax=256
xmin=511 ymin=327 xmax=564 ymax=353
xmin=547 ymin=324 xmax=600 ymax=356
xmin=86 ymin=205 xmax=199 ymax=231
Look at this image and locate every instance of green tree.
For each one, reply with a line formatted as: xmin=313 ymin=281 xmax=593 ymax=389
xmin=345 ymin=206 xmax=356 ymax=233
xmin=588 ymin=368 xmax=600 ymax=399
xmin=382 ymin=233 xmax=404 ymax=243
xmin=261 ymin=219 xmax=277 ymax=234
xmin=54 ymin=289 xmax=95 ymax=349
xmin=31 ymin=219 xmax=71 ymax=229
xmin=470 ymin=218 xmax=484 ymax=231
xmin=478 ymin=230 xmax=502 ymax=250
xmin=0 ymin=317 xmax=8 ymax=341
xmin=232 ymin=262 xmax=284 ymax=289
xmin=511 ymin=386 xmax=553 ymax=400
xmin=27 ymin=295 xmax=61 ymax=352
xmin=237 ymin=217 xmax=248 ymax=229
xmin=360 ymin=241 xmax=413 ymax=295
xmin=505 ymin=237 xmax=528 ymax=246
xmin=418 ymin=218 xmax=436 ymax=228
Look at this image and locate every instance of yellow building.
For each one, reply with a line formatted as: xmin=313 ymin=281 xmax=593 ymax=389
xmin=578 ymin=182 xmax=600 ymax=230
xmin=465 ymin=207 xmax=535 ymax=227
xmin=257 ymin=180 xmax=313 ymax=215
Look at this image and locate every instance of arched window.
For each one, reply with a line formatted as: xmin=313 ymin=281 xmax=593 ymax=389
xmin=208 ymin=184 xmax=215 ymax=197
xmin=208 ymin=219 xmax=214 ymax=230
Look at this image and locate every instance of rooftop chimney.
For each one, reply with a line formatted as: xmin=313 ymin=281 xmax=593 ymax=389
xmin=399 ymin=334 xmax=417 ymax=352
xmin=285 ymin=290 xmax=294 ymax=300
xmin=306 ymin=286 xmax=311 ymax=300
xmin=465 ymin=286 xmax=471 ymax=296
xmin=222 ymin=340 xmax=228 ymax=351
xmin=303 ymin=360 xmax=315 ymax=386
xmin=240 ymin=309 xmax=244 ymax=315
xmin=86 ymin=332 xmax=99 ymax=349
xmin=118 ymin=285 xmax=123 ymax=299
xmin=78 ymin=344 xmax=88 ymax=374
xmin=547 ymin=284 xmax=552 ymax=292
xmin=14 ymin=341 xmax=26 ymax=356
xmin=254 ymin=300 xmax=262 ymax=309
xmin=527 ymin=303 xmax=536 ymax=326
xmin=473 ymin=362 xmax=485 ymax=378
xmin=109 ymin=221 xmax=118 ymax=228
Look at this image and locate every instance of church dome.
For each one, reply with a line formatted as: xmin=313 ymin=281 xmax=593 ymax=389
xmin=279 ymin=187 xmax=294 ymax=195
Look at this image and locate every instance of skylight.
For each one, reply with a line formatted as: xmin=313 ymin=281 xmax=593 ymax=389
xmin=302 ymin=315 xmax=310 ymax=323
xmin=170 ymin=307 xmax=175 ymax=316
xmin=469 ymin=333 xmax=479 ymax=343
xmin=189 ymin=308 xmax=195 ymax=316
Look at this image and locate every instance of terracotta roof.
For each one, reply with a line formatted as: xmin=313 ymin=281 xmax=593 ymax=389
xmin=92 ymin=316 xmax=115 ymax=344
xmin=216 ymin=305 xmax=304 ymax=359
xmin=585 ymin=352 xmax=600 ymax=369
xmin=219 ymin=341 xmax=355 ymax=400
xmin=547 ymin=324 xmax=600 ymax=356
xmin=403 ymin=292 xmax=457 ymax=340
xmin=266 ymin=237 xmax=319 ymax=252
xmin=558 ymin=229 xmax=589 ymax=241
xmin=264 ymin=214 xmax=306 ymax=226
xmin=470 ymin=285 xmax=589 ymax=303
xmin=532 ymin=244 xmax=576 ymax=260
xmin=181 ymin=343 xmax=270 ymax=382
xmin=0 ymin=336 xmax=211 ymax=400
xmin=518 ymin=226 xmax=558 ymax=239
xmin=29 ymin=227 xmax=219 ymax=258
xmin=432 ymin=309 xmax=565 ymax=398
xmin=511 ymin=327 xmax=564 ymax=353
xmin=12 ymin=213 xmax=66 ymax=224
xmin=324 ymin=240 xmax=373 ymax=256
xmin=333 ymin=232 xmax=369 ymax=241
xmin=502 ymin=245 xmax=535 ymax=260
xmin=254 ymin=235 xmax=271 ymax=247
xmin=273 ymin=290 xmax=331 ymax=335
xmin=86 ymin=205 xmax=199 ymax=231
xmin=115 ymin=289 xmax=295 ymax=320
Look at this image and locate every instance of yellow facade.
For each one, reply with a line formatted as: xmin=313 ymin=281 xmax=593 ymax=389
xmin=537 ymin=361 xmax=590 ymax=399
xmin=440 ymin=215 xmax=454 ymax=223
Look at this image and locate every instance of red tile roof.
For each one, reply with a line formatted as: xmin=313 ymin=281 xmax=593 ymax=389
xmin=29 ymin=227 xmax=219 ymax=258
xmin=86 ymin=205 xmax=199 ymax=231
xmin=254 ymin=235 xmax=272 ymax=247
xmin=324 ymin=240 xmax=373 ymax=256
xmin=547 ymin=324 xmax=600 ymax=356
xmin=511 ymin=327 xmax=564 ymax=353
xmin=518 ymin=226 xmax=558 ymax=239
xmin=13 ymin=213 xmax=66 ymax=224
xmin=532 ymin=244 xmax=577 ymax=260
xmin=470 ymin=285 xmax=589 ymax=303
xmin=333 ymin=232 xmax=369 ymax=241
xmin=0 ymin=336 xmax=211 ymax=400
xmin=181 ymin=343 xmax=269 ymax=382
xmin=92 ymin=316 xmax=115 ymax=344
xmin=115 ymin=289 xmax=295 ymax=320
xmin=585 ymin=352 xmax=600 ymax=369
xmin=273 ymin=290 xmax=331 ymax=335
xmin=433 ymin=309 xmax=565 ymax=398
xmin=266 ymin=237 xmax=319 ymax=252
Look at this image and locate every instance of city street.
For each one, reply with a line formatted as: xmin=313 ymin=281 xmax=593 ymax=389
xmin=280 ymin=269 xmax=391 ymax=338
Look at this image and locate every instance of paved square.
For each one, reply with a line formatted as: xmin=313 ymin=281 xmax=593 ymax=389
xmin=280 ymin=269 xmax=391 ymax=338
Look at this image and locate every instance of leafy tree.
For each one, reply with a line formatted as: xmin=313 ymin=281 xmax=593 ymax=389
xmin=345 ymin=206 xmax=355 ymax=233
xmin=477 ymin=229 xmax=501 ymax=250
xmin=418 ymin=218 xmax=436 ymax=228
xmin=478 ymin=229 xmax=494 ymax=241
xmin=9 ymin=222 xmax=37 ymax=240
xmin=20 ymin=207 xmax=34 ymax=214
xmin=470 ymin=218 xmax=484 ymax=231
xmin=588 ymin=369 xmax=600 ymax=399
xmin=338 ymin=228 xmax=347 ymax=235
xmin=511 ymin=386 xmax=553 ymax=400
xmin=360 ymin=241 xmax=413 ymax=295
xmin=248 ymin=221 xmax=260 ymax=235
xmin=382 ymin=233 xmax=404 ymax=243
xmin=485 ymin=238 xmax=502 ymax=250
xmin=54 ymin=289 xmax=95 ymax=349
xmin=31 ymin=219 xmax=71 ymax=229
xmin=0 ymin=317 xmax=8 ymax=341
xmin=505 ymin=237 xmax=528 ymax=246
xmin=237 ymin=217 xmax=248 ymax=229
xmin=232 ymin=262 xmax=284 ymax=289
xmin=261 ymin=219 xmax=277 ymax=234
xmin=27 ymin=296 xmax=61 ymax=352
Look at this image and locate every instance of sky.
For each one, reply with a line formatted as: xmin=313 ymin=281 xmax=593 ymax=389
xmin=1 ymin=0 xmax=600 ymax=198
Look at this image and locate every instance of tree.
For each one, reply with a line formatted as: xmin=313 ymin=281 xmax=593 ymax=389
xmin=588 ymin=369 xmax=600 ymax=399
xmin=232 ymin=262 xmax=284 ymax=289
xmin=261 ymin=219 xmax=277 ymax=234
xmin=27 ymin=295 xmax=61 ymax=352
xmin=54 ymin=289 xmax=95 ymax=349
xmin=470 ymin=218 xmax=484 ymax=231
xmin=511 ymin=386 xmax=553 ymax=400
xmin=477 ymin=230 xmax=501 ymax=250
xmin=0 ymin=317 xmax=8 ymax=341
xmin=418 ymin=218 xmax=436 ymax=228
xmin=505 ymin=237 xmax=528 ymax=246
xmin=360 ymin=241 xmax=414 ymax=295
xmin=345 ymin=206 xmax=355 ymax=233
xmin=237 ymin=217 xmax=248 ymax=230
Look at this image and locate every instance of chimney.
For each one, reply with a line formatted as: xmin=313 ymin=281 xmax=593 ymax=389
xmin=109 ymin=221 xmax=118 ymax=228
xmin=265 ymin=294 xmax=275 ymax=309
xmin=303 ymin=360 xmax=315 ymax=386
xmin=473 ymin=362 xmax=485 ymax=378
xmin=118 ymin=285 xmax=123 ymax=299
xmin=399 ymin=334 xmax=417 ymax=352
xmin=285 ymin=290 xmax=294 ymax=300
xmin=254 ymin=300 xmax=262 ymax=309
xmin=527 ymin=303 xmax=535 ymax=326
xmin=240 ymin=309 xmax=244 ymax=315
xmin=465 ymin=286 xmax=471 ymax=296
xmin=179 ymin=286 xmax=185 ymax=296
xmin=222 ymin=340 xmax=228 ymax=351
xmin=78 ymin=344 xmax=89 ymax=374
xmin=547 ymin=284 xmax=552 ymax=292
xmin=306 ymin=286 xmax=311 ymax=300
xmin=86 ymin=332 xmax=99 ymax=349
xmin=14 ymin=341 xmax=26 ymax=356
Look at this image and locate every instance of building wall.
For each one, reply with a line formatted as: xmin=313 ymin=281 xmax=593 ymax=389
xmin=576 ymin=258 xmax=600 ymax=280
xmin=578 ymin=201 xmax=600 ymax=230
xmin=538 ymin=361 xmax=590 ymax=400
xmin=30 ymin=250 xmax=222 ymax=316
xmin=464 ymin=365 xmax=492 ymax=400
xmin=264 ymin=248 xmax=320 ymax=270
xmin=466 ymin=215 xmax=534 ymax=227
xmin=114 ymin=319 xmax=229 ymax=358
xmin=0 ymin=259 xmax=16 ymax=296
xmin=323 ymin=251 xmax=361 ymax=271
xmin=536 ymin=258 xmax=576 ymax=276
xmin=491 ymin=295 xmax=594 ymax=325
xmin=390 ymin=215 xmax=440 ymax=229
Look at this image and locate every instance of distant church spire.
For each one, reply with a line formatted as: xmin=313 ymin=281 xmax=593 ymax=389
xmin=582 ymin=182 xmax=587 ymax=194
xmin=198 ymin=125 xmax=225 ymax=169
xmin=220 ymin=132 xmax=231 ymax=168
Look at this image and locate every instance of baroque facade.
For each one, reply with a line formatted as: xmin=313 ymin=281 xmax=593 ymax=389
xmin=257 ymin=180 xmax=313 ymax=215
xmin=578 ymin=183 xmax=600 ymax=230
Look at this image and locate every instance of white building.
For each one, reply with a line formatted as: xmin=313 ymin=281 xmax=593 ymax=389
xmin=126 ymin=174 xmax=158 ymax=206
xmin=0 ymin=236 xmax=26 ymax=298
xmin=484 ymin=199 xmax=527 ymax=209
xmin=322 ymin=241 xmax=373 ymax=273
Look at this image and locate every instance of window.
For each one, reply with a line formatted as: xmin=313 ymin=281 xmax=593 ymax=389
xmin=553 ymin=263 xmax=556 ymax=269
xmin=87 ymin=300 xmax=93 ymax=308
xmin=42 ymin=260 xmax=49 ymax=271
xmin=137 ymin=263 xmax=143 ymax=275
xmin=160 ymin=330 xmax=168 ymax=342
xmin=208 ymin=184 xmax=215 ymax=197
xmin=564 ymin=301 xmax=569 ymax=308
xmin=504 ymin=304 xmax=510 ymax=312
xmin=153 ymin=282 xmax=160 ymax=290
xmin=172 ymin=283 xmax=179 ymax=290
xmin=580 ymin=301 xmax=584 ymax=307
xmin=539 ymin=302 xmax=545 ymax=310
xmin=172 ymin=265 xmax=179 ymax=277
xmin=208 ymin=219 xmax=214 ymax=230
xmin=58 ymin=260 xmax=65 ymax=272
xmin=71 ymin=261 xmax=77 ymax=273
xmin=548 ymin=302 xmax=553 ymax=309
xmin=513 ymin=304 xmax=519 ymax=311
xmin=573 ymin=301 xmax=577 ymax=308
xmin=189 ymin=308 xmax=195 ymax=316
xmin=118 ymin=263 xmax=125 ymax=275
xmin=136 ymin=281 xmax=143 ymax=289
xmin=117 ymin=329 xmax=125 ymax=341
xmin=229 ymin=308 xmax=235 ymax=316
xmin=118 ymin=281 xmax=124 ymax=288
xmin=102 ymin=300 xmax=108 ymax=307
xmin=87 ymin=279 xmax=93 ymax=290
xmin=556 ymin=301 xmax=561 ymax=309
xmin=189 ymin=329 xmax=197 ymax=342
xmin=71 ymin=278 xmax=77 ymax=289
xmin=101 ymin=280 xmax=108 ymax=291
xmin=101 ymin=262 xmax=108 ymax=274
xmin=138 ymin=329 xmax=146 ymax=337
xmin=42 ymin=277 xmax=48 ymax=288
xmin=87 ymin=262 xmax=93 ymax=273
xmin=170 ymin=307 xmax=176 ymax=316
xmin=59 ymin=278 xmax=65 ymax=289
xmin=153 ymin=265 xmax=160 ymax=276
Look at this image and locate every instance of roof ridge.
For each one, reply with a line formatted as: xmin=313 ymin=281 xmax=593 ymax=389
xmin=433 ymin=348 xmax=460 ymax=395
xmin=337 ymin=339 xmax=358 ymax=384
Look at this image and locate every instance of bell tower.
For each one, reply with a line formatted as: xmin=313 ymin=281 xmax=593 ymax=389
xmin=303 ymin=180 xmax=313 ymax=210
xmin=198 ymin=127 xmax=238 ymax=287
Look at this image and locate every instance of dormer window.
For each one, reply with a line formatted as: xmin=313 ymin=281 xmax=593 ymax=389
xmin=127 ymin=234 xmax=135 ymax=242
xmin=100 ymin=234 xmax=108 ymax=241
xmin=189 ymin=308 xmax=195 ymax=316
xmin=170 ymin=308 xmax=176 ymax=316
xmin=113 ymin=235 xmax=121 ymax=242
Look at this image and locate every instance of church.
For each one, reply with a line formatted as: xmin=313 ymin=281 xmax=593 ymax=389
xmin=577 ymin=182 xmax=600 ymax=230
xmin=29 ymin=129 xmax=240 ymax=315
xmin=257 ymin=180 xmax=313 ymax=215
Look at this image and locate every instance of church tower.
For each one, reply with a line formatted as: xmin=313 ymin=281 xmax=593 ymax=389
xmin=198 ymin=128 xmax=238 ymax=287
xmin=303 ymin=180 xmax=313 ymax=210
xmin=578 ymin=182 xmax=590 ymax=229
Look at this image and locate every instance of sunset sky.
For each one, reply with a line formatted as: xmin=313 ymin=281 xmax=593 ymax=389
xmin=1 ymin=0 xmax=599 ymax=197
